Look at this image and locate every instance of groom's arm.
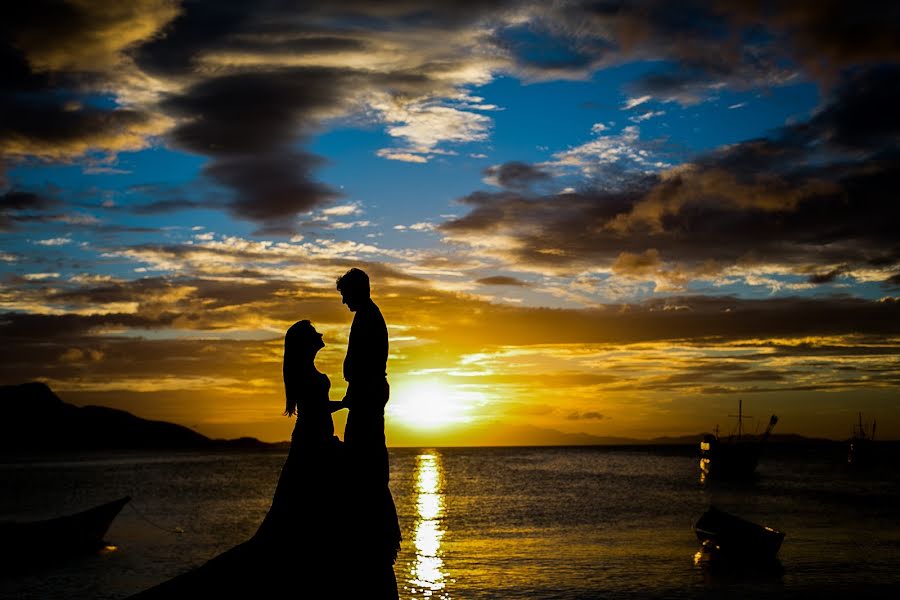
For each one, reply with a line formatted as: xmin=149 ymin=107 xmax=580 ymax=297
xmin=341 ymin=382 xmax=358 ymax=409
xmin=328 ymin=400 xmax=346 ymax=413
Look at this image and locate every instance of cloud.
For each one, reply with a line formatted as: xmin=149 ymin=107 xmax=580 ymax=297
xmin=0 ymin=39 xmax=172 ymax=163
xmin=0 ymin=311 xmax=178 ymax=339
xmin=566 ymin=411 xmax=604 ymax=420
xmin=797 ymin=65 xmax=900 ymax=152
xmin=160 ymin=68 xmax=362 ymax=228
xmin=3 ymin=256 xmax=899 ymax=441
xmin=128 ymin=198 xmax=214 ymax=215
xmin=483 ymin=161 xmax=551 ymax=189
xmin=7 ymin=0 xmax=180 ymax=72
xmin=542 ymin=125 xmax=671 ymax=181
xmin=5 ymin=0 xmax=899 ymax=232
xmin=321 ymin=203 xmax=363 ymax=217
xmin=33 ymin=237 xmax=72 ymax=246
xmin=501 ymin=1 xmax=900 ymax=106
xmin=374 ymin=95 xmax=494 ymax=162
xmin=623 ymin=96 xmax=652 ymax=110
xmin=3 ymin=1 xmax=507 ymax=225
xmin=475 ymin=276 xmax=529 ymax=287
xmin=629 ymin=110 xmax=665 ymax=123
xmin=751 ymin=1 xmax=900 ymax=78
xmin=1 ymin=189 xmax=57 ymax=211
xmin=376 ymin=149 xmax=429 ymax=163
xmin=807 ymin=269 xmax=843 ymax=285
xmin=440 ymin=66 xmax=900 ymax=289
xmin=0 ymin=189 xmax=60 ymax=230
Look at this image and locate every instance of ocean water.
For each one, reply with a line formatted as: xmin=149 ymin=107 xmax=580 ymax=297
xmin=2 ymin=445 xmax=899 ymax=599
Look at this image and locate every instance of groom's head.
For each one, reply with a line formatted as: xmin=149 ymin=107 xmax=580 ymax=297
xmin=336 ymin=267 xmax=370 ymax=312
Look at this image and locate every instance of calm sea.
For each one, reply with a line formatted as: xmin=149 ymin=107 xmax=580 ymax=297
xmin=2 ymin=445 xmax=899 ymax=599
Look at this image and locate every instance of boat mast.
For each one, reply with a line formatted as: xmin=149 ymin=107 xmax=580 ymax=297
xmin=856 ymin=412 xmax=866 ymax=440
xmin=728 ymin=399 xmax=753 ymax=439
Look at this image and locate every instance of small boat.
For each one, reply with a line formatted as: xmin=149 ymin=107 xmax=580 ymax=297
xmin=694 ymin=506 xmax=785 ymax=560
xmin=848 ymin=412 xmax=876 ymax=466
xmin=700 ymin=399 xmax=778 ymax=480
xmin=0 ymin=496 xmax=130 ymax=570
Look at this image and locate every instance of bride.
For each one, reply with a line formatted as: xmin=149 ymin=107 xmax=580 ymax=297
xmin=255 ymin=320 xmax=346 ymax=552
xmin=129 ymin=321 xmax=353 ymax=597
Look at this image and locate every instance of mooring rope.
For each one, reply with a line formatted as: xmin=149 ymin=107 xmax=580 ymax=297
xmin=126 ymin=498 xmax=185 ymax=534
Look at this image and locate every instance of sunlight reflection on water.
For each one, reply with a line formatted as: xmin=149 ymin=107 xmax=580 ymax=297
xmin=408 ymin=452 xmax=449 ymax=599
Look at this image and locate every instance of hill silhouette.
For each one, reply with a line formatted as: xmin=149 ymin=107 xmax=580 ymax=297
xmin=0 ymin=382 xmax=271 ymax=451
xmin=1 ymin=382 xmax=842 ymax=451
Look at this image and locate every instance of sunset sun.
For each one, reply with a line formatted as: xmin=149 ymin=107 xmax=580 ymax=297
xmin=388 ymin=379 xmax=481 ymax=430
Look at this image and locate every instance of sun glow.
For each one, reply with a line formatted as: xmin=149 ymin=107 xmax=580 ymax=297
xmin=388 ymin=378 xmax=482 ymax=429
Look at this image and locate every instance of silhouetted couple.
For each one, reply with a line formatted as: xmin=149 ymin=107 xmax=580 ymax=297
xmin=256 ymin=267 xmax=400 ymax=597
xmin=130 ymin=268 xmax=400 ymax=599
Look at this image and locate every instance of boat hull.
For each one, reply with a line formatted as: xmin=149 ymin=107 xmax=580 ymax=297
xmin=694 ymin=506 xmax=784 ymax=560
xmin=700 ymin=435 xmax=761 ymax=479
xmin=0 ymin=496 xmax=130 ymax=570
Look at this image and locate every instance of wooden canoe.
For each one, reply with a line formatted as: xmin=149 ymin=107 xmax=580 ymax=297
xmin=0 ymin=495 xmax=130 ymax=571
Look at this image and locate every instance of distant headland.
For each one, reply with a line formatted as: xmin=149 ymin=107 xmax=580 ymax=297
xmin=0 ymin=382 xmax=277 ymax=452
xmin=1 ymin=381 xmax=846 ymax=451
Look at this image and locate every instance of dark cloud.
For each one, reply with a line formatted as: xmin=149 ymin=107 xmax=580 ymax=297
xmin=475 ymin=275 xmax=529 ymax=286
xmin=0 ymin=336 xmax=283 ymax=393
xmin=0 ymin=189 xmax=59 ymax=230
xmin=163 ymin=69 xmax=353 ymax=154
xmin=0 ymin=70 xmax=160 ymax=161
xmin=508 ymin=1 xmax=899 ymax=100
xmin=1 ymin=0 xmax=178 ymax=72
xmin=134 ymin=0 xmax=512 ymax=77
xmin=484 ymin=161 xmax=551 ymax=190
xmin=1 ymin=189 xmax=56 ymax=211
xmin=566 ymin=411 xmax=604 ymax=420
xmin=0 ymin=7 xmax=171 ymax=164
xmin=161 ymin=68 xmax=367 ymax=229
xmin=442 ymin=66 xmax=900 ymax=281
xmin=748 ymin=0 xmax=900 ymax=77
xmin=134 ymin=1 xmax=254 ymax=77
xmin=204 ymin=150 xmax=338 ymax=227
xmin=445 ymin=295 xmax=900 ymax=346
xmin=0 ymin=312 xmax=178 ymax=340
xmin=4 ymin=0 xmax=900 ymax=234
xmin=372 ymin=287 xmax=900 ymax=349
xmin=808 ymin=269 xmax=843 ymax=285
xmin=128 ymin=199 xmax=215 ymax=215
xmin=508 ymin=0 xmax=785 ymax=98
xmin=798 ymin=65 xmax=900 ymax=151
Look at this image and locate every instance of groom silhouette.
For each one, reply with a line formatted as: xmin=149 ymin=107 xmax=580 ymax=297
xmin=338 ymin=267 xmax=389 ymax=482
xmin=336 ymin=268 xmax=400 ymax=598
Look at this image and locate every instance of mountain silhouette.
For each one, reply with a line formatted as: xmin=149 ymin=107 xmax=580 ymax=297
xmin=0 ymin=382 xmax=269 ymax=451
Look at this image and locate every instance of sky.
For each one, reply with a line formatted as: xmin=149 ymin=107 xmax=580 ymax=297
xmin=1 ymin=1 xmax=899 ymax=445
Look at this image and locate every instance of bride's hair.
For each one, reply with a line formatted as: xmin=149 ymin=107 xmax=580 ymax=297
xmin=283 ymin=320 xmax=318 ymax=417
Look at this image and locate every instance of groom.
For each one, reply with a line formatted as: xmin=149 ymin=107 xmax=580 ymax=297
xmin=336 ymin=267 xmax=400 ymax=597
xmin=337 ymin=267 xmax=390 ymax=484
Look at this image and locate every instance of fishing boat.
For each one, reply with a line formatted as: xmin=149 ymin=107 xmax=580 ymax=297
xmin=0 ymin=495 xmax=130 ymax=570
xmin=848 ymin=412 xmax=876 ymax=466
xmin=694 ymin=506 xmax=785 ymax=560
xmin=700 ymin=399 xmax=777 ymax=480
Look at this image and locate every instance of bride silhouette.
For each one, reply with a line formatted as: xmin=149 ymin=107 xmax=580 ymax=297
xmin=255 ymin=320 xmax=345 ymax=547
xmin=129 ymin=320 xmax=397 ymax=598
